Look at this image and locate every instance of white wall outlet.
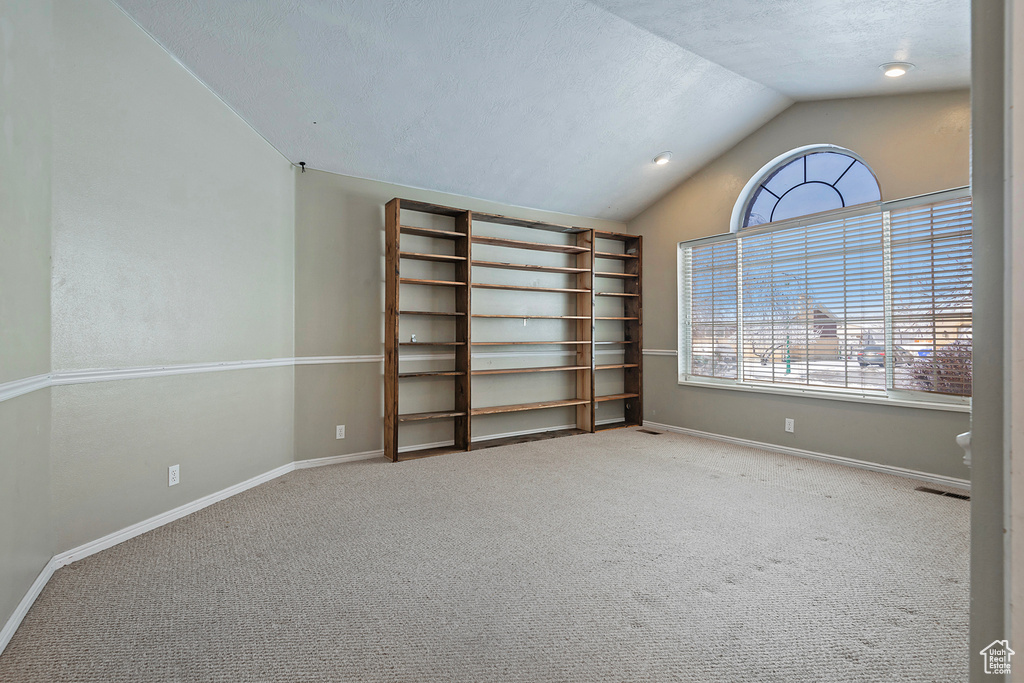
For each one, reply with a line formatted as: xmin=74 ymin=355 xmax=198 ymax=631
xmin=336 ymin=425 xmax=346 ymax=439
xmin=168 ymin=464 xmax=180 ymax=486
xmin=410 ymin=333 xmax=417 ymax=343
xmin=785 ymin=418 xmax=795 ymax=433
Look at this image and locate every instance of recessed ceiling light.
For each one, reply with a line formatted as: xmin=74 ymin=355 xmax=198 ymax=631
xmin=653 ymin=152 xmax=672 ymax=165
xmin=880 ymin=62 xmax=915 ymax=78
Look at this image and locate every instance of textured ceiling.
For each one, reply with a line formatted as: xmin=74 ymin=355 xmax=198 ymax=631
xmin=112 ymin=0 xmax=969 ymax=220
xmin=589 ymin=0 xmax=970 ymax=100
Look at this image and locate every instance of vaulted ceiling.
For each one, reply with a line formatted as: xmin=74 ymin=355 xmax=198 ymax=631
xmin=113 ymin=0 xmax=969 ymax=220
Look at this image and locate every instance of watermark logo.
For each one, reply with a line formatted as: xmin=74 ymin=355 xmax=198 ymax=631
xmin=980 ymin=640 xmax=1014 ymax=675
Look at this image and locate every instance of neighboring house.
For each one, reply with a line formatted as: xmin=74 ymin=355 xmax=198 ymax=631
xmin=746 ymin=296 xmax=848 ymax=364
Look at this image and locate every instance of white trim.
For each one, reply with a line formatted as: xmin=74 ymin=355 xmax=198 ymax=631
xmin=51 ymin=462 xmax=295 ymax=568
xmin=643 ymin=420 xmax=970 ymax=490
xmin=52 ymin=446 xmax=387 ymax=570
xmin=293 ymin=449 xmax=385 ymax=468
xmin=0 ymin=374 xmax=50 ymax=403
xmin=0 ymin=414 xmax=633 ymax=654
xmin=675 ymin=376 xmax=971 ymax=412
xmin=642 ymin=349 xmax=677 ymax=356
xmin=292 ymin=355 xmax=384 ymax=366
xmin=51 ymin=358 xmax=298 ymax=385
xmin=3 ymin=350 xmax=641 ymax=401
xmin=0 ymin=557 xmax=57 ymax=656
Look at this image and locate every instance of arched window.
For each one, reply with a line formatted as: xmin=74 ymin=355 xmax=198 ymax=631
xmin=731 ymin=145 xmax=881 ymax=232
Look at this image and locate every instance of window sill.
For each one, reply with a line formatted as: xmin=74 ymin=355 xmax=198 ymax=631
xmin=676 ymin=376 xmax=971 ymax=413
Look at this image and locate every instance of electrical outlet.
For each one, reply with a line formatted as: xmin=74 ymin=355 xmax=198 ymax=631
xmin=336 ymin=425 xmax=346 ymax=439
xmin=785 ymin=418 xmax=795 ymax=433
xmin=168 ymin=464 xmax=180 ymax=486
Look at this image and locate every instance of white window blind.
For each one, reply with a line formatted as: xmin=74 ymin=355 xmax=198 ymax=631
xmin=687 ymin=241 xmax=738 ymax=379
xmin=739 ymin=212 xmax=885 ymax=391
xmin=889 ymin=197 xmax=973 ymax=397
xmin=679 ymin=192 xmax=972 ymax=403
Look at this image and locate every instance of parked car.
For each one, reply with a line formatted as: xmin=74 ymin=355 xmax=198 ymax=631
xmin=856 ymin=345 xmax=912 ymax=367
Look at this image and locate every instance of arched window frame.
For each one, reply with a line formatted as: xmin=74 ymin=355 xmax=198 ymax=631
xmin=729 ymin=144 xmax=881 ymax=234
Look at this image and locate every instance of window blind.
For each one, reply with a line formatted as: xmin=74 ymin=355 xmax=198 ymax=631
xmin=739 ymin=212 xmax=884 ymax=390
xmin=889 ymin=197 xmax=973 ymax=397
xmin=687 ymin=241 xmax=738 ymax=379
xmin=679 ymin=192 xmax=973 ymax=401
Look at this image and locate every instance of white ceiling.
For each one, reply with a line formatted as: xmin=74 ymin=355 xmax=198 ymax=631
xmin=589 ymin=0 xmax=971 ymax=100
xmin=113 ymin=0 xmax=969 ymax=221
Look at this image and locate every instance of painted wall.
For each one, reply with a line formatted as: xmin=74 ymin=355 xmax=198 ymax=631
xmin=293 ymin=170 xmax=626 ymax=461
xmin=0 ymin=0 xmax=54 ymax=630
xmin=967 ymin=2 xmax=1006 ymax=677
xmin=629 ymin=90 xmax=972 ymax=479
xmin=49 ymin=0 xmax=295 ymax=551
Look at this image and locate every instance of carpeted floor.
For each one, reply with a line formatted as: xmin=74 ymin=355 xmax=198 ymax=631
xmin=0 ymin=428 xmax=969 ymax=682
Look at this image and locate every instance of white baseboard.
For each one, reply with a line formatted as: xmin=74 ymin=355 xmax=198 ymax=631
xmin=52 ymin=462 xmax=296 ymax=568
xmin=293 ymin=449 xmax=385 ymax=468
xmin=0 ymin=558 xmax=57 ymax=656
xmin=643 ymin=420 xmax=971 ymax=490
xmin=1 ymin=417 xmax=651 ymax=657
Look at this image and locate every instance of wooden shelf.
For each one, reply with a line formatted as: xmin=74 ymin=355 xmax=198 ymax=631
xmin=595 ymin=421 xmax=635 ymax=432
xmin=472 ymin=260 xmax=588 ymax=274
xmin=398 ymin=371 xmax=466 ymax=378
xmin=473 ymin=211 xmax=588 ymax=234
xmin=471 ymin=341 xmax=589 ymax=346
xmin=386 ymin=196 xmax=641 ymax=463
xmin=471 ymin=398 xmax=590 ymax=416
xmin=399 ymin=200 xmax=465 ymax=217
xmin=594 ymin=230 xmax=636 ymax=242
xmin=387 ymin=198 xmax=473 ymax=463
xmin=595 ymin=251 xmax=638 ymax=260
xmin=473 ymin=283 xmax=589 ymax=294
xmin=398 ymin=410 xmax=467 ymax=422
xmin=472 ymin=314 xmax=589 ymax=319
xmin=400 ymin=251 xmax=466 ymax=263
xmin=399 ymin=341 xmax=466 ymax=346
xmin=396 ymin=445 xmax=466 ymax=462
xmin=595 ymin=393 xmax=640 ymax=402
xmin=400 ymin=225 xmax=466 ymax=240
xmin=473 ymin=235 xmax=589 ymax=254
xmin=400 ymin=277 xmax=466 ymax=287
xmin=400 ymin=310 xmax=466 ymax=317
xmin=472 ymin=365 xmax=589 ymax=376
xmin=472 ymin=427 xmax=588 ymax=450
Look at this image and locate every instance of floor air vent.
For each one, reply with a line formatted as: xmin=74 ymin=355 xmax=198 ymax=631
xmin=915 ymin=486 xmax=970 ymax=501
xmin=637 ymin=429 xmax=662 ymax=435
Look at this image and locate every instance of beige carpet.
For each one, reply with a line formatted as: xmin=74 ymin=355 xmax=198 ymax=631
xmin=0 ymin=428 xmax=969 ymax=682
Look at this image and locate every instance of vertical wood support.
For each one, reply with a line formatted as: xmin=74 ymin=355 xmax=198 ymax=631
xmin=454 ymin=211 xmax=472 ymax=450
xmin=623 ymin=235 xmax=643 ymax=426
xmin=384 ymin=199 xmax=401 ymax=462
xmin=576 ymin=230 xmax=595 ymax=432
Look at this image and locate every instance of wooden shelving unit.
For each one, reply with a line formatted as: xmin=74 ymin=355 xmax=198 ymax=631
xmin=384 ymin=199 xmax=641 ymax=461
xmin=593 ymin=230 xmax=642 ymax=431
xmin=385 ymin=199 xmax=471 ymax=462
